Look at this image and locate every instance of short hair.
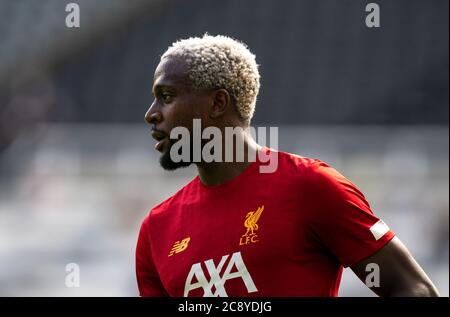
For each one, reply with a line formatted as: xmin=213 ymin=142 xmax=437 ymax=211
xmin=161 ymin=34 xmax=260 ymax=123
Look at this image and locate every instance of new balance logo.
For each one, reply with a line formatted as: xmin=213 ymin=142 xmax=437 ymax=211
xmin=169 ymin=237 xmax=190 ymax=256
xmin=184 ymin=251 xmax=257 ymax=297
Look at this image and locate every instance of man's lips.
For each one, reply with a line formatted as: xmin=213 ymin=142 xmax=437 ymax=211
xmin=151 ymin=129 xmax=168 ymax=152
xmin=154 ymin=138 xmax=166 ymax=151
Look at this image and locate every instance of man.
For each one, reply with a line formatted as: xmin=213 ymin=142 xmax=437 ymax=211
xmin=136 ymin=34 xmax=439 ymax=297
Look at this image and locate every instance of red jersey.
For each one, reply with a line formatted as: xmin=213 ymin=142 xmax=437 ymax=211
xmin=136 ymin=148 xmax=395 ymax=297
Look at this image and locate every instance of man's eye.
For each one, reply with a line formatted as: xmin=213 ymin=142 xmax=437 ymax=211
xmin=161 ymin=93 xmax=173 ymax=102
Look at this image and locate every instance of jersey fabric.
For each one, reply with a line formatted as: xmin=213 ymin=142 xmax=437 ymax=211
xmin=136 ymin=148 xmax=395 ymax=297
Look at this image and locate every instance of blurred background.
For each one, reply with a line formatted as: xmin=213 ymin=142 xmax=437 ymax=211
xmin=0 ymin=0 xmax=448 ymax=296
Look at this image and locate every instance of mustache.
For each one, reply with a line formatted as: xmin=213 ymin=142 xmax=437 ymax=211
xmin=151 ymin=127 xmax=193 ymax=142
xmin=151 ymin=127 xmax=168 ymax=137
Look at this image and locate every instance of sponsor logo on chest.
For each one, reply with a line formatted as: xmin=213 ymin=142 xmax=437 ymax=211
xmin=184 ymin=251 xmax=257 ymax=297
xmin=180 ymin=205 xmax=265 ymax=296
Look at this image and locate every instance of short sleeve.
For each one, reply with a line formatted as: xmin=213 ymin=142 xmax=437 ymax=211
xmin=135 ymin=215 xmax=169 ymax=296
xmin=302 ymin=160 xmax=395 ymax=267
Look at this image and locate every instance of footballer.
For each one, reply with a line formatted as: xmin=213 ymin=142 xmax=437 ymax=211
xmin=136 ymin=34 xmax=439 ymax=297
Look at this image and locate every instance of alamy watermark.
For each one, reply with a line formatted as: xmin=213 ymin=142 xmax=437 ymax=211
xmin=65 ymin=3 xmax=80 ymax=28
xmin=365 ymin=263 xmax=380 ymax=288
xmin=159 ymin=119 xmax=279 ymax=173
xmin=64 ymin=3 xmax=380 ymax=29
xmin=65 ymin=263 xmax=80 ymax=288
xmin=365 ymin=3 xmax=380 ymax=28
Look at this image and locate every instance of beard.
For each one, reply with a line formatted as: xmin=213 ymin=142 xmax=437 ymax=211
xmin=159 ymin=138 xmax=193 ymax=171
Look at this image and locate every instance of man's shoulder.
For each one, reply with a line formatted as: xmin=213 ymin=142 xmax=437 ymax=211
xmin=276 ymin=149 xmax=326 ymax=174
xmin=268 ymin=149 xmax=342 ymax=192
xmin=147 ymin=176 xmax=199 ymax=218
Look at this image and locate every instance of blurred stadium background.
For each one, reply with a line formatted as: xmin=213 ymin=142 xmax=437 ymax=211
xmin=0 ymin=0 xmax=448 ymax=296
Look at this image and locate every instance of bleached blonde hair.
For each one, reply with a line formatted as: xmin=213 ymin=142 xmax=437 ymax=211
xmin=161 ymin=34 xmax=260 ymax=123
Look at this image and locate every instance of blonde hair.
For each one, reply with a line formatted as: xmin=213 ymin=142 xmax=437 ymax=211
xmin=161 ymin=34 xmax=260 ymax=123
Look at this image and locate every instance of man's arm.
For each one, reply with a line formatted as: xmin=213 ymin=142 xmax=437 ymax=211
xmin=136 ymin=216 xmax=169 ymax=296
xmin=351 ymin=236 xmax=440 ymax=297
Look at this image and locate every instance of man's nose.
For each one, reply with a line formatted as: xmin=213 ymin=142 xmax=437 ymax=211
xmin=144 ymin=105 xmax=162 ymax=125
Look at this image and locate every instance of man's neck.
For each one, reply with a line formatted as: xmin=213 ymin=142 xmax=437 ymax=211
xmin=196 ymin=135 xmax=261 ymax=187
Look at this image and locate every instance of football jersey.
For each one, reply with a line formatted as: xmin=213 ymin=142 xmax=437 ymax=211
xmin=136 ymin=148 xmax=395 ymax=296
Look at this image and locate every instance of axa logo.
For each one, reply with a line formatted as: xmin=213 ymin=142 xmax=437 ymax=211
xmin=184 ymin=251 xmax=257 ymax=297
xmin=239 ymin=205 xmax=264 ymax=246
xmin=169 ymin=237 xmax=190 ymax=256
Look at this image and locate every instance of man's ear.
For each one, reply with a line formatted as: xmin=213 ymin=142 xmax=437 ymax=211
xmin=210 ymin=89 xmax=230 ymax=119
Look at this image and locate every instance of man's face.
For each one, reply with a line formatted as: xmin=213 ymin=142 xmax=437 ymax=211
xmin=145 ymin=57 xmax=211 ymax=170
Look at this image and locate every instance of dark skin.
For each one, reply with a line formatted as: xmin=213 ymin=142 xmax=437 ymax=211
xmin=146 ymin=56 xmax=260 ymax=185
xmin=145 ymin=56 xmax=439 ymax=297
xmin=352 ymin=237 xmax=439 ymax=296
